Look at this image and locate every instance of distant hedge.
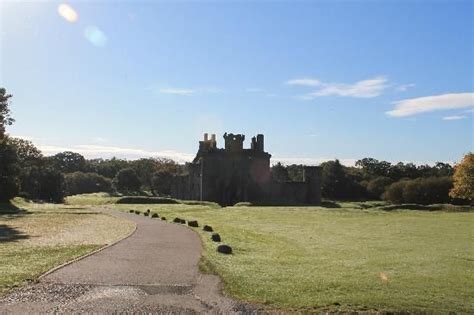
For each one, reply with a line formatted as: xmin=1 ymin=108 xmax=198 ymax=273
xmin=382 ymin=177 xmax=453 ymax=205
xmin=115 ymin=196 xmax=179 ymax=204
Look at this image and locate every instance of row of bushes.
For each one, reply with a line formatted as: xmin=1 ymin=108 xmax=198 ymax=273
xmin=381 ymin=177 xmax=454 ymax=205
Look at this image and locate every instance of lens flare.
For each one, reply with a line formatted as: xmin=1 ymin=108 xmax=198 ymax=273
xmin=57 ymin=4 xmax=78 ymax=23
xmin=84 ymin=26 xmax=107 ymax=47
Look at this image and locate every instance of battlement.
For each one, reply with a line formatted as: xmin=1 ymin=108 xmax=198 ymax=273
xmin=199 ymin=133 xmax=217 ymax=151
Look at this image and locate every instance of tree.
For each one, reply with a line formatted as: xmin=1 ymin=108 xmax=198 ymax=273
xmin=131 ymin=158 xmax=179 ymax=194
xmin=113 ymin=168 xmax=141 ymax=194
xmin=321 ymin=160 xmax=348 ymax=199
xmin=0 ymin=88 xmax=14 ymax=140
xmin=271 ymin=162 xmax=290 ymax=182
xmin=64 ymin=172 xmax=112 ymax=196
xmin=0 ymin=137 xmax=20 ymax=202
xmin=366 ymin=176 xmax=393 ymax=199
xmin=383 ymin=177 xmax=453 ymax=205
xmin=20 ymin=166 xmax=64 ymax=202
xmin=151 ymin=170 xmax=174 ymax=196
xmin=50 ymin=151 xmax=86 ymax=173
xmin=450 ymin=153 xmax=474 ymax=201
xmin=86 ymin=157 xmax=130 ymax=178
xmin=9 ymin=137 xmax=43 ymax=165
xmin=355 ymin=158 xmax=391 ymax=179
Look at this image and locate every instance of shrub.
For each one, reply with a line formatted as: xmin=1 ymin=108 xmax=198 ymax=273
xmin=188 ymin=220 xmax=199 ymax=227
xmin=161 ymin=217 xmax=166 ymax=221
xmin=115 ymin=196 xmax=179 ymax=204
xmin=217 ymin=244 xmax=232 ymax=255
xmin=383 ymin=177 xmax=453 ymax=205
xmin=151 ymin=213 xmax=159 ymax=218
xmin=129 ymin=209 xmax=134 ymax=213
xmin=144 ymin=212 xmax=149 ymax=216
xmin=173 ymin=217 xmax=181 ymax=223
xmin=366 ymin=176 xmax=393 ymax=199
xmin=134 ymin=210 xmax=140 ymax=215
xmin=203 ymin=225 xmax=213 ymax=232
xmin=211 ymin=233 xmax=221 ymax=242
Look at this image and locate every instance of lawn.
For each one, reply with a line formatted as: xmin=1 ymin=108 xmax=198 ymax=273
xmin=98 ymin=200 xmax=474 ymax=313
xmin=0 ymin=198 xmax=135 ymax=295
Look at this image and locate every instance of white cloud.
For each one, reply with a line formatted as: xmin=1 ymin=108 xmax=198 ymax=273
xmin=396 ymin=83 xmax=416 ymax=91
xmin=288 ymin=76 xmax=388 ymax=99
xmin=442 ymin=115 xmax=468 ymax=121
xmin=387 ymin=93 xmax=474 ymax=117
xmin=286 ymin=78 xmax=321 ymax=87
xmin=39 ymin=144 xmax=194 ymax=163
xmin=309 ymin=76 xmax=388 ymax=98
xmin=159 ymin=88 xmax=196 ymax=96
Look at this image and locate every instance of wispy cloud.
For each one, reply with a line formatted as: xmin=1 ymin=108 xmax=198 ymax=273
xmin=159 ymin=88 xmax=196 ymax=96
xmin=386 ymin=93 xmax=474 ymax=117
xmin=396 ymin=83 xmax=416 ymax=92
xmin=288 ymin=76 xmax=389 ymax=99
xmin=286 ymin=78 xmax=321 ymax=87
xmin=38 ymin=144 xmax=194 ymax=162
xmin=442 ymin=115 xmax=468 ymax=121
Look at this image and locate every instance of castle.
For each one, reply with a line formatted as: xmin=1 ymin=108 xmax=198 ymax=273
xmin=171 ymin=133 xmax=322 ymax=206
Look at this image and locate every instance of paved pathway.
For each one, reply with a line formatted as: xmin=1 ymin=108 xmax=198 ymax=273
xmin=0 ymin=209 xmax=257 ymax=314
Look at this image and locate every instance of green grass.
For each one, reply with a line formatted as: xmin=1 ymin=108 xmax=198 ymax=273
xmin=110 ymin=202 xmax=474 ymax=313
xmin=0 ymin=199 xmax=134 ymax=295
xmin=64 ymin=192 xmax=120 ymax=205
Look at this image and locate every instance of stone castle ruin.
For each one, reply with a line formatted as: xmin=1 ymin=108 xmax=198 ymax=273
xmin=171 ymin=133 xmax=322 ymax=206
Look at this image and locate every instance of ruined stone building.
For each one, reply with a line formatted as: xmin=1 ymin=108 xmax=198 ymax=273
xmin=171 ymin=133 xmax=322 ymax=206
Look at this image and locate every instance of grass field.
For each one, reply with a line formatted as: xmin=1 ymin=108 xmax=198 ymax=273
xmin=0 ymin=198 xmax=135 ymax=295
xmin=95 ymin=200 xmax=474 ymax=313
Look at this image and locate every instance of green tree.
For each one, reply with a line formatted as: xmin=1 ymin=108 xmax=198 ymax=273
xmin=0 ymin=88 xmax=14 ymax=140
xmin=64 ymin=172 xmax=112 ymax=196
xmin=366 ymin=176 xmax=393 ymax=199
xmin=271 ymin=162 xmax=290 ymax=182
xmin=450 ymin=153 xmax=474 ymax=201
xmin=9 ymin=137 xmax=43 ymax=165
xmin=50 ymin=151 xmax=86 ymax=173
xmin=151 ymin=170 xmax=174 ymax=196
xmin=113 ymin=168 xmax=141 ymax=194
xmin=21 ymin=166 xmax=64 ymax=202
xmin=0 ymin=137 xmax=20 ymax=202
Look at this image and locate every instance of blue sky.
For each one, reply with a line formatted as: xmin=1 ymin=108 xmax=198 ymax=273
xmin=1 ymin=0 xmax=473 ymax=165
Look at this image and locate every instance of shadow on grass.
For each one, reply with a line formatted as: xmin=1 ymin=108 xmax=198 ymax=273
xmin=0 ymin=224 xmax=29 ymax=243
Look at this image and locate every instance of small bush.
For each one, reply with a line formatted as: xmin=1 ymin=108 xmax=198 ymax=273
xmin=211 ymin=233 xmax=221 ymax=242
xmin=217 ymin=244 xmax=232 ymax=254
xmin=180 ymin=219 xmax=186 ymax=224
xmin=203 ymin=225 xmax=213 ymax=232
xmin=173 ymin=217 xmax=181 ymax=223
xmin=151 ymin=213 xmax=159 ymax=218
xmin=134 ymin=210 xmax=140 ymax=215
xmin=161 ymin=217 xmax=166 ymax=221
xmin=188 ymin=220 xmax=199 ymax=227
xmin=144 ymin=212 xmax=149 ymax=216
xmin=129 ymin=209 xmax=134 ymax=213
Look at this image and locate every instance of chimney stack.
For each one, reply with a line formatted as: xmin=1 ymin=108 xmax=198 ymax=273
xmin=204 ymin=133 xmax=209 ymax=141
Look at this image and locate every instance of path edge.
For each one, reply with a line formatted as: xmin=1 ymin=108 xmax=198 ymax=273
xmin=37 ymin=211 xmax=137 ymax=281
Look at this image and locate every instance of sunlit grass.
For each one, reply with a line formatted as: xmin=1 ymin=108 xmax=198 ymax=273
xmin=108 ymin=202 xmax=474 ymax=312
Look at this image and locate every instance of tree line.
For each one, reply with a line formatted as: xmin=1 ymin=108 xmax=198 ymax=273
xmin=1 ymin=87 xmax=473 ymax=204
xmin=271 ymin=156 xmax=473 ymax=204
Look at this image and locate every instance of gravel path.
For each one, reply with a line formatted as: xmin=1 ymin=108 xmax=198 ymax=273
xmin=0 ymin=209 xmax=261 ymax=314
